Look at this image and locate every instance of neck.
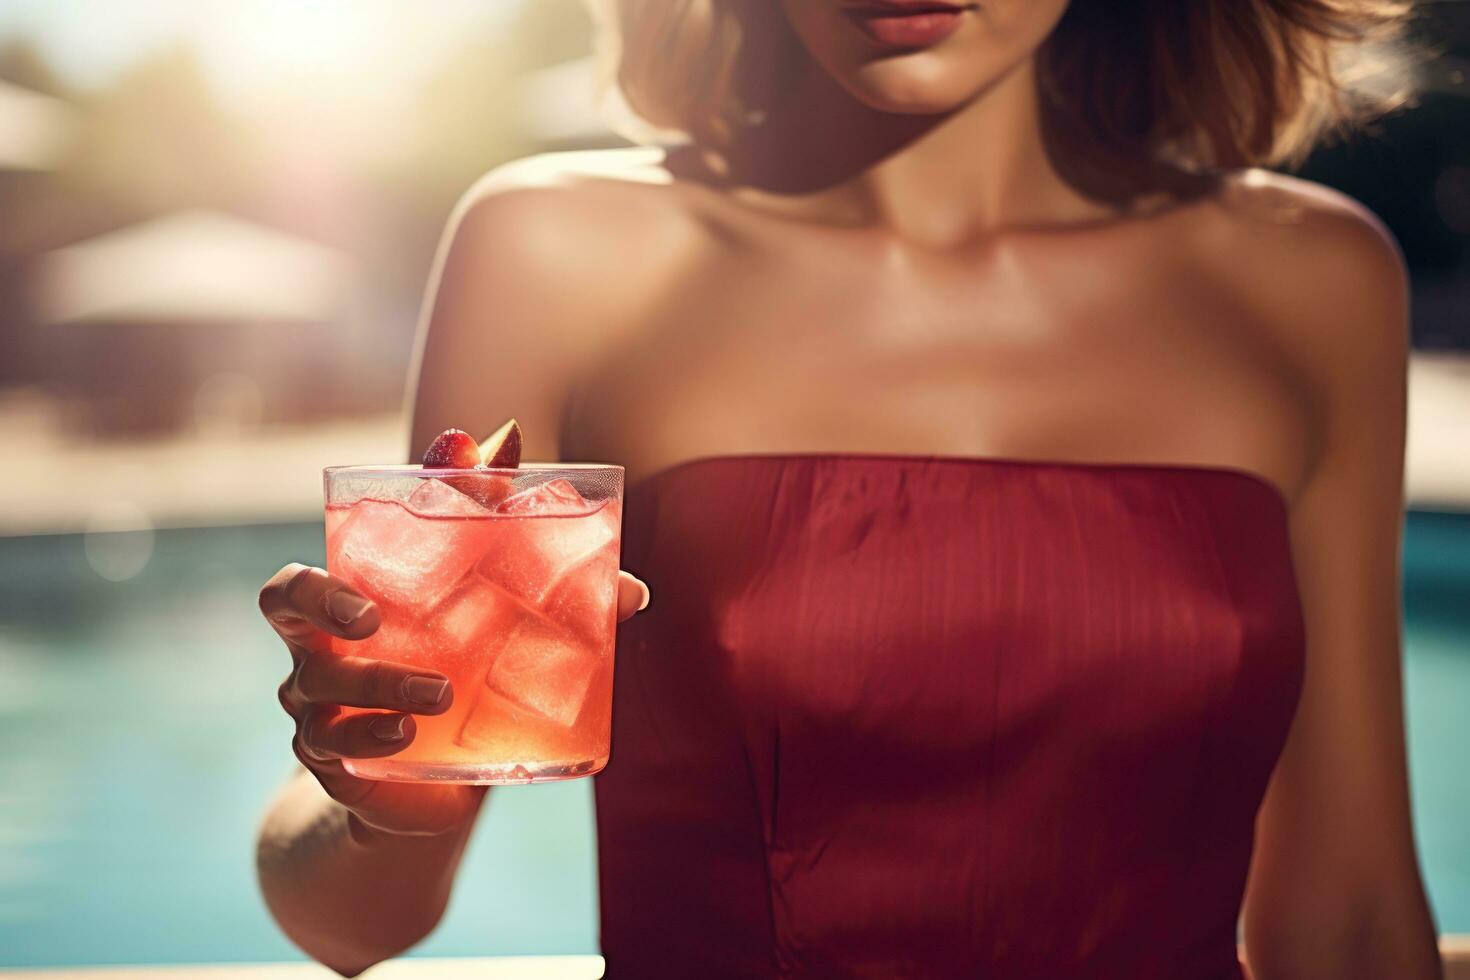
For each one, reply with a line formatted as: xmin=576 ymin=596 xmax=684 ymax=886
xmin=704 ymin=52 xmax=1126 ymax=246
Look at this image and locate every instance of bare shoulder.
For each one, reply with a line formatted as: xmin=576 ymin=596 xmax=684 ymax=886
xmin=440 ymin=147 xmax=711 ymax=320
xmin=460 ymin=146 xmax=690 ymax=224
xmin=1190 ymin=168 xmax=1409 ymax=390
xmin=1197 ymin=168 xmax=1407 ymax=325
xmin=1208 ymin=168 xmax=1401 ymax=267
xmin=411 ymin=148 xmax=713 ymax=458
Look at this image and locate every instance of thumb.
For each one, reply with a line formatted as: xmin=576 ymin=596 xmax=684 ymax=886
xmin=615 ymin=571 xmax=650 ymax=622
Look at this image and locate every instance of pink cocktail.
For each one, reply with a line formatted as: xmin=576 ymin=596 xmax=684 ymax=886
xmin=322 ymin=463 xmax=624 ymax=783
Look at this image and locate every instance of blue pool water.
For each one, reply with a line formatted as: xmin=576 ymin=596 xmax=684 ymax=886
xmin=0 ymin=512 xmax=1466 ymax=967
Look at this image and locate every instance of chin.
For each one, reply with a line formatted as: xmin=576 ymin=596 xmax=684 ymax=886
xmin=846 ymin=55 xmax=1004 ymax=115
xmin=779 ymin=0 xmax=1070 ymax=119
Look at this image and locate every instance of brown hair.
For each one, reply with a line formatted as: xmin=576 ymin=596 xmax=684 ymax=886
xmin=587 ymin=0 xmax=1417 ymax=174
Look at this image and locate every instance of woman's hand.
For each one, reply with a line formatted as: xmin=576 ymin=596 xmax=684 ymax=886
xmin=259 ymin=563 xmax=650 ymax=841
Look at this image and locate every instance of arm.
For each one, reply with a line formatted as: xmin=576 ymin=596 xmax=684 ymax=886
xmin=256 ymin=567 xmax=649 ymax=977
xmin=257 ymin=761 xmax=483 ymax=977
xmin=255 ymin=170 xmax=654 ymax=975
xmin=255 ymin=564 xmax=491 ymax=977
xmin=1239 ymin=194 xmax=1440 ymax=979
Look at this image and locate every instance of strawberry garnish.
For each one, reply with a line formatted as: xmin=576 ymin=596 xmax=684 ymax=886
xmin=420 ymin=422 xmax=523 ymax=508
xmin=479 ymin=418 xmax=523 ymax=469
xmin=423 ymin=428 xmax=481 ymax=469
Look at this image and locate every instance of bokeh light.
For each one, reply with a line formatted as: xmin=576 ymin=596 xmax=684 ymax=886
xmin=82 ymin=499 xmax=155 ymax=581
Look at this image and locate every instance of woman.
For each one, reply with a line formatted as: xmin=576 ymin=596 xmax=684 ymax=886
xmin=256 ymin=1 xmax=1442 ymax=976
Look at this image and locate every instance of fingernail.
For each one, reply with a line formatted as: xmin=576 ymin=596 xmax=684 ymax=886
xmin=327 ymin=591 xmax=372 ymax=624
xmin=370 ymin=715 xmax=406 ymax=742
xmin=637 ymin=583 xmax=650 ymax=611
xmin=403 ymin=675 xmax=449 ymax=707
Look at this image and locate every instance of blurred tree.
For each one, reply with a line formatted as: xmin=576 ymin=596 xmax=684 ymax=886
xmin=0 ymin=41 xmax=73 ymax=386
xmin=369 ymin=0 xmax=601 ymax=320
xmin=65 ymin=45 xmax=259 ymax=216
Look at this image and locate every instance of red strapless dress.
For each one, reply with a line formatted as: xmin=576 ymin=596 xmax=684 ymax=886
xmin=596 ymin=454 xmax=1305 ymax=979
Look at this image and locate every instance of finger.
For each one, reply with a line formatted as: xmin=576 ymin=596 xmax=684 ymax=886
xmin=279 ymin=675 xmax=306 ymax=718
xmin=259 ymin=564 xmax=380 ymax=650
xmin=293 ymin=652 xmax=452 ymax=715
xmin=616 ymin=571 xmax=650 ymax=622
xmin=292 ymin=740 xmax=397 ymax=819
xmin=298 ymin=708 xmax=415 ymax=762
xmin=292 ymin=739 xmax=378 ymax=805
xmin=297 ymin=750 xmax=485 ymax=837
xmin=345 ymin=782 xmax=487 ymax=839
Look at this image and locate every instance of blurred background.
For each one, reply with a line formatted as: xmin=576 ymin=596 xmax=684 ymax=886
xmin=0 ymin=0 xmax=1466 ymax=972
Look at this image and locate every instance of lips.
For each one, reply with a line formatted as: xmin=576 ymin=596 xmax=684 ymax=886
xmin=844 ymin=1 xmax=973 ymax=49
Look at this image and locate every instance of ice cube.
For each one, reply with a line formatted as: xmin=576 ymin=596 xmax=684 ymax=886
xmin=525 ymin=508 xmax=618 ymax=579
xmin=455 ymin=687 xmax=580 ymax=758
xmin=485 ymin=612 xmax=601 ymax=726
xmin=406 ymin=478 xmax=494 ymax=518
xmin=335 ymin=611 xmax=420 ymax=666
xmin=477 ymin=503 xmax=619 ymax=604
xmin=442 ymin=472 xmax=515 ymax=509
xmin=497 ymin=478 xmax=591 ymax=516
xmin=334 ymin=583 xmax=527 ymax=727
xmin=426 ymin=579 xmax=529 ymax=670
xmin=328 ymin=496 xmax=492 ymax=610
xmin=541 ymin=548 xmax=619 ymax=643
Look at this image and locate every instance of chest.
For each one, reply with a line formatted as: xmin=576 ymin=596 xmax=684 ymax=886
xmin=564 ymin=233 xmax=1312 ymax=494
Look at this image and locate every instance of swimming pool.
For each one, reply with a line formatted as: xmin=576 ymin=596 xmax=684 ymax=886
xmin=0 ymin=513 xmax=1466 ymax=968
